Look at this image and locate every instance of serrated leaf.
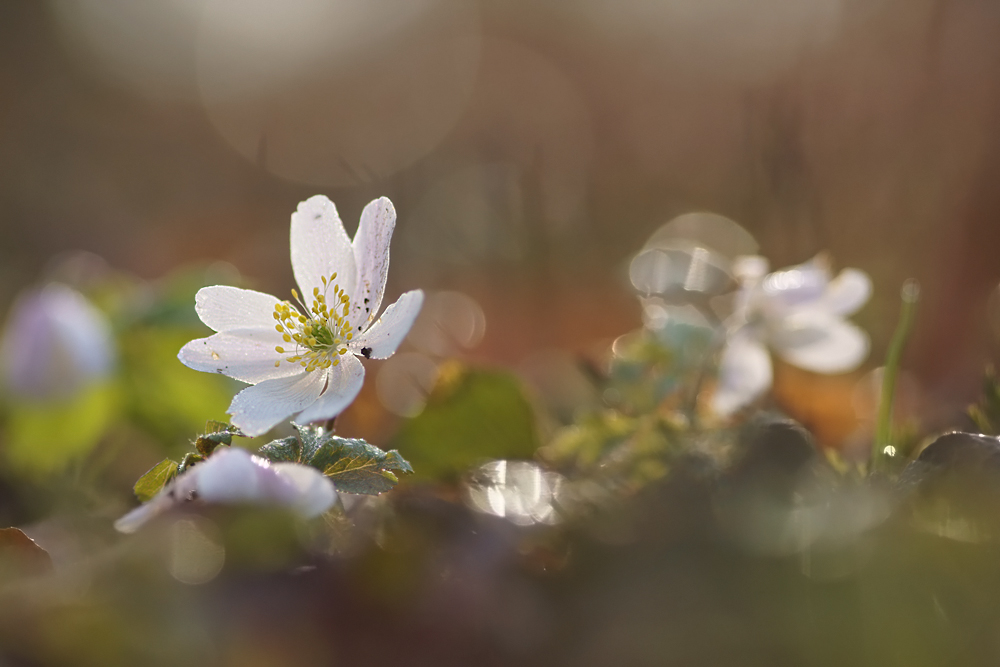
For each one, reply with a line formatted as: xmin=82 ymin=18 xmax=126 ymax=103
xmin=258 ymin=436 xmax=302 ymax=464
xmin=133 ymin=459 xmax=179 ymax=502
xmin=310 ymin=436 xmax=413 ymax=495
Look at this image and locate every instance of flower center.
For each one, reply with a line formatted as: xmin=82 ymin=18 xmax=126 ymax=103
xmin=271 ymin=272 xmax=353 ymax=372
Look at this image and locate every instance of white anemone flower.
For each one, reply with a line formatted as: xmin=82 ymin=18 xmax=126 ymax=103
xmin=115 ymin=447 xmax=336 ymax=533
xmin=711 ymin=254 xmax=872 ymax=417
xmin=179 ymin=196 xmax=424 ymax=436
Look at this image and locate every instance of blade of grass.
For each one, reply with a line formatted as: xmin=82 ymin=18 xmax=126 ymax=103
xmin=872 ymin=279 xmax=920 ymax=473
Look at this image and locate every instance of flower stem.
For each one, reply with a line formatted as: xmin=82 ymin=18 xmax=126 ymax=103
xmin=872 ymin=279 xmax=920 ymax=473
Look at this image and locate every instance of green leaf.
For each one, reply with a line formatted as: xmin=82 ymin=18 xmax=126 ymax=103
xmin=392 ymin=363 xmax=540 ymax=479
xmin=310 ymin=437 xmax=412 ymax=495
xmin=5 ymin=382 xmax=120 ymax=474
xmin=258 ymin=426 xmax=412 ymax=494
xmin=258 ymin=436 xmax=302 ymax=464
xmin=194 ymin=420 xmax=242 ymax=456
xmin=133 ymin=458 xmax=179 ymax=502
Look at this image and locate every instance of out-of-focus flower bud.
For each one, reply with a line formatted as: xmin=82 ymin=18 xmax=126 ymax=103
xmin=0 ymin=283 xmax=115 ymax=400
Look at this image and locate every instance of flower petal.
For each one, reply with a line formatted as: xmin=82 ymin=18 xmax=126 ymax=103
xmin=228 ymin=369 xmax=327 ymax=436
xmin=295 ymin=353 xmax=365 ymax=424
xmin=195 ymin=447 xmax=299 ymax=505
xmin=351 ymin=197 xmax=395 ymax=330
xmin=351 ymin=290 xmax=424 ymax=359
xmin=822 ymin=268 xmax=872 ymax=317
xmin=272 ymin=462 xmax=337 ymax=517
xmin=194 ymin=286 xmax=283 ymax=333
xmin=178 ymin=332 xmax=299 ymax=384
xmin=771 ymin=314 xmax=870 ymax=373
xmin=711 ymin=332 xmax=773 ymax=417
xmin=760 ymin=255 xmax=832 ymax=312
xmin=290 ymin=195 xmax=357 ymax=302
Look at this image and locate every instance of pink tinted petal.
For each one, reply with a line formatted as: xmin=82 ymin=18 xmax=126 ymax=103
xmin=272 ymin=463 xmax=337 ymax=517
xmin=351 ymin=197 xmax=395 ymax=330
xmin=228 ymin=369 xmax=327 ymax=436
xmin=295 ymin=354 xmax=365 ymax=424
xmin=822 ymin=268 xmax=872 ymax=317
xmin=195 ymin=286 xmax=283 ymax=333
xmin=178 ymin=332 xmax=298 ymax=384
xmin=195 ymin=448 xmax=298 ymax=505
xmin=351 ymin=290 xmax=424 ymax=359
xmin=771 ymin=314 xmax=870 ymax=373
xmin=290 ymin=195 xmax=356 ymax=304
xmin=761 ymin=255 xmax=832 ymax=311
xmin=711 ymin=332 xmax=773 ymax=417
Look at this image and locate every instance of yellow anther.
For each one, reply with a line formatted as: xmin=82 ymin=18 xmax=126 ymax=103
xmin=300 ymin=361 xmax=307 ymax=367
xmin=308 ymin=337 xmax=317 ymax=346
xmin=346 ymin=333 xmax=353 ymax=340
xmin=342 ymin=305 xmax=349 ymax=316
xmin=273 ymin=312 xmax=280 ymax=320
xmin=331 ymin=272 xmax=337 ymax=280
xmin=291 ymin=288 xmax=299 ymax=300
xmin=275 ymin=346 xmax=285 ymax=353
xmin=339 ymin=348 xmax=347 ymax=355
xmin=321 ymin=276 xmax=327 ymax=285
xmin=283 ymin=334 xmax=291 ymax=343
xmin=275 ymin=324 xmax=283 ymax=333
xmin=313 ymin=287 xmax=320 ymax=296
xmin=333 ymin=359 xmax=340 ymax=367
xmin=274 ymin=361 xmax=280 ymax=367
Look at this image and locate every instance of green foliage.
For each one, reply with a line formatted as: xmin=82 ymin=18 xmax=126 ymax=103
xmin=542 ymin=410 xmax=678 ymax=486
xmin=968 ymin=365 xmax=1000 ymax=436
xmin=132 ymin=459 xmax=179 ymax=502
xmin=119 ymin=328 xmax=235 ymax=445
xmin=259 ymin=423 xmax=413 ymax=495
xmin=4 ymin=382 xmax=119 ymax=474
xmin=391 ymin=362 xmax=540 ymax=480
xmin=194 ymin=420 xmax=242 ymax=456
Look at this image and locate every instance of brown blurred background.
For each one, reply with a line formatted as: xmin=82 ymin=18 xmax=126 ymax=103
xmin=2 ymin=0 xmax=1000 ymax=442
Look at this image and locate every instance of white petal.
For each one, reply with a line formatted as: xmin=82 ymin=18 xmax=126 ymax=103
xmin=290 ymin=195 xmax=357 ymax=304
xmin=195 ymin=448 xmax=298 ymax=505
xmin=760 ymin=255 xmax=832 ymax=311
xmin=272 ymin=462 xmax=337 ymax=517
xmin=295 ymin=354 xmax=365 ymax=424
xmin=178 ymin=332 xmax=299 ymax=384
xmin=195 ymin=286 xmax=283 ymax=333
xmin=822 ymin=268 xmax=872 ymax=317
xmin=352 ymin=290 xmax=424 ymax=359
xmin=228 ymin=369 xmax=327 ymax=436
xmin=350 ymin=197 xmax=395 ymax=331
xmin=711 ymin=332 xmax=773 ymax=417
xmin=771 ymin=314 xmax=870 ymax=373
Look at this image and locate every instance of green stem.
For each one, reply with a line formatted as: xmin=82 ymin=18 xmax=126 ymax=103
xmin=872 ymin=279 xmax=920 ymax=473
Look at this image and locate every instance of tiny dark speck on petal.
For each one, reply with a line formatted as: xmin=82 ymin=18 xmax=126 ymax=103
xmin=361 ymin=347 xmax=372 ymax=359
xmin=313 ymin=213 xmax=322 ymax=220
xmin=364 ymin=298 xmax=369 ymax=303
xmin=216 ymin=368 xmax=224 ymax=373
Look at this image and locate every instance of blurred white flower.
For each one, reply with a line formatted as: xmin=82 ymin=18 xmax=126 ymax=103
xmin=0 ymin=283 xmax=115 ymax=400
xmin=711 ymin=254 xmax=872 ymax=417
xmin=115 ymin=446 xmax=336 ymax=534
xmin=179 ymin=195 xmax=424 ymax=436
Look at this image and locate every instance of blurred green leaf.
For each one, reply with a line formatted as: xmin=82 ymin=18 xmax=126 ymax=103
xmin=119 ymin=328 xmax=234 ymax=445
xmin=969 ymin=365 xmax=1000 ymax=436
xmin=132 ymin=459 xmax=179 ymax=502
xmin=5 ymin=382 xmax=119 ymax=474
xmin=392 ymin=362 xmax=540 ymax=479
